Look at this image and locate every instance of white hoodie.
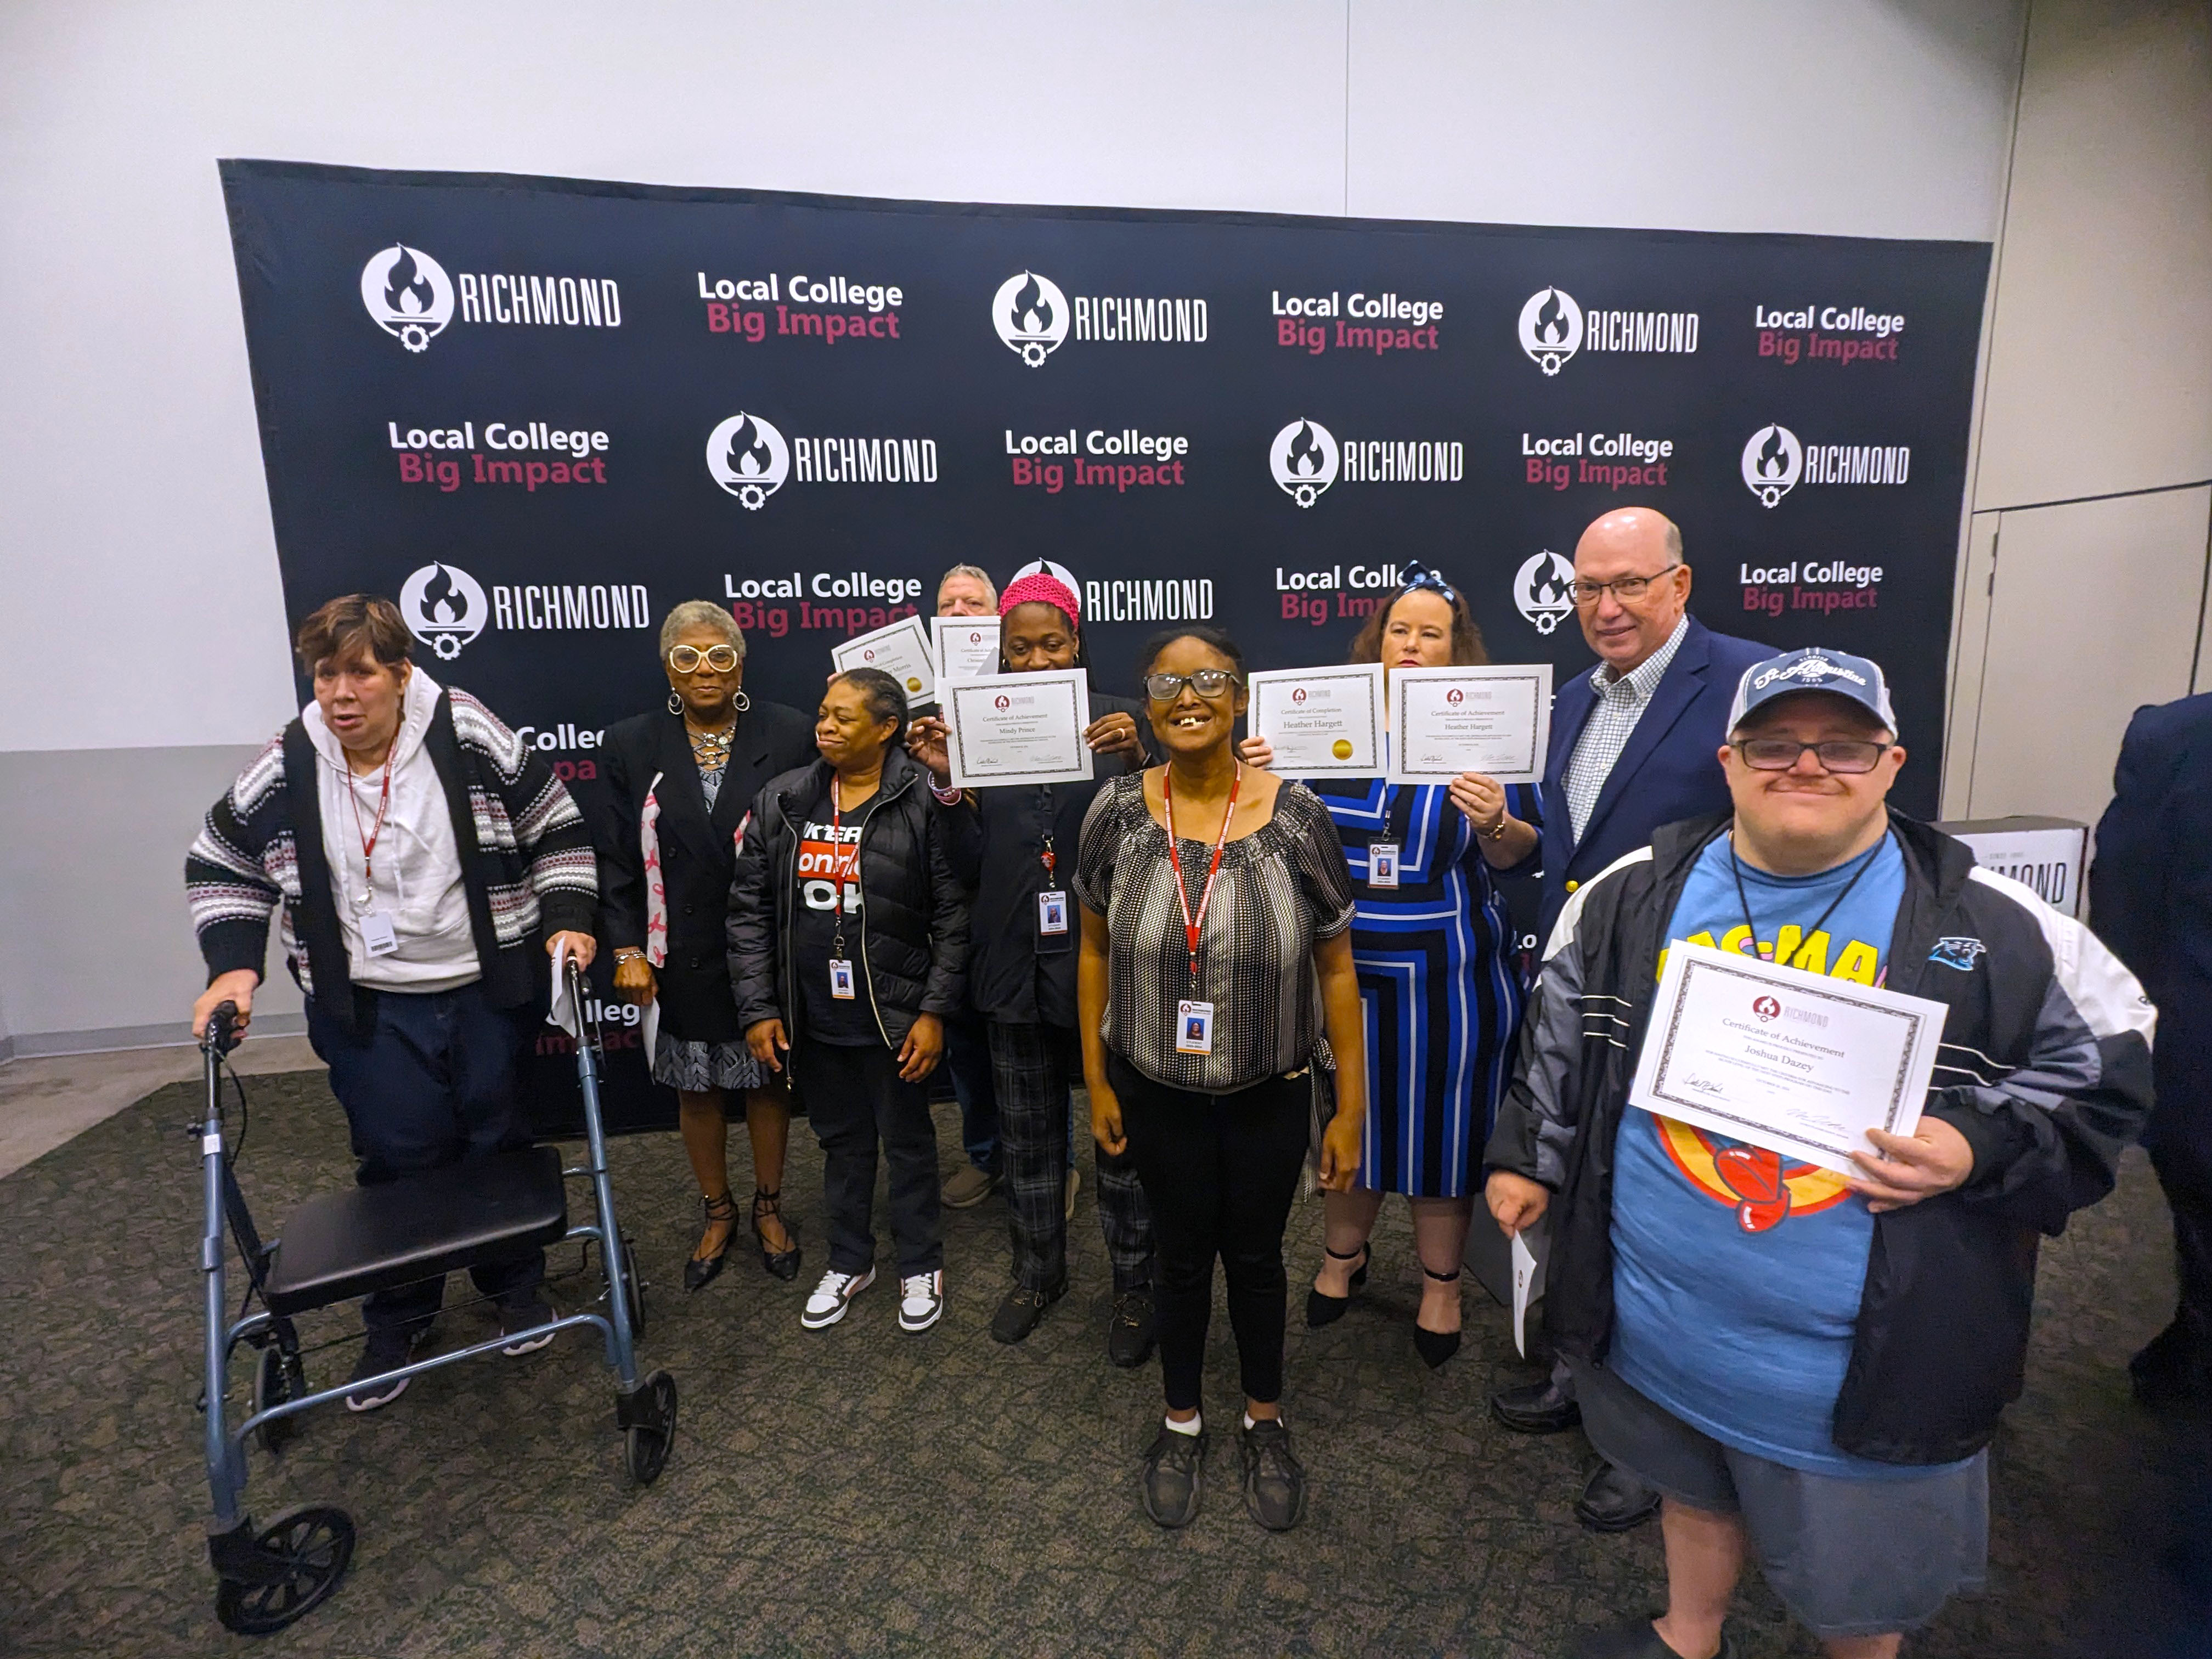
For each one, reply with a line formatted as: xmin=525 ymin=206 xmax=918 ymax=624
xmin=303 ymin=668 xmax=482 ymax=991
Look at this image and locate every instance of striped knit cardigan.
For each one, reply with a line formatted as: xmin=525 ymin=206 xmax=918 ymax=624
xmin=187 ymin=686 xmax=599 ymax=1036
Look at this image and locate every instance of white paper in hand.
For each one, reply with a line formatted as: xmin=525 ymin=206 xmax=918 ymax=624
xmin=1511 ymin=1227 xmax=1547 ymax=1358
xmin=547 ymin=941 xmax=657 ymax=1054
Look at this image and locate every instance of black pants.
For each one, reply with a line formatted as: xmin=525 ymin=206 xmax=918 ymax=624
xmin=800 ymin=1040 xmax=944 ymax=1277
xmin=304 ymin=982 xmax=545 ymax=1336
xmin=1110 ymin=1053 xmax=1310 ymax=1413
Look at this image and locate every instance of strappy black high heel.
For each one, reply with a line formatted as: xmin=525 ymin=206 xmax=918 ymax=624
xmin=684 ymin=1191 xmax=739 ymax=1293
xmin=1304 ymin=1243 xmax=1370 ymax=1328
xmin=1414 ymin=1265 xmax=1463 ymax=1369
xmin=752 ymin=1187 xmax=803 ymax=1282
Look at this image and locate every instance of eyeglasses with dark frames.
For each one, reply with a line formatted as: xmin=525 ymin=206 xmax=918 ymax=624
xmin=668 ymin=644 xmax=740 ymax=674
xmin=1733 ymin=737 xmax=1890 ymax=774
xmin=1569 ymin=566 xmax=1683 ymax=606
xmin=1144 ymin=668 xmax=1240 ymax=702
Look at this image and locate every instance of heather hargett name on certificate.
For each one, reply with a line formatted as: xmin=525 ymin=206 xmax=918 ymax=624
xmin=1245 ymin=664 xmax=1384 ymax=777
xmin=1386 ymin=664 xmax=1551 ymax=785
xmin=1629 ymin=941 xmax=1948 ymax=1176
xmin=942 ymin=668 xmax=1094 ymax=789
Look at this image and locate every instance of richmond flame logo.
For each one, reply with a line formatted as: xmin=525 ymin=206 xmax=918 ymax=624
xmin=397 ymin=562 xmax=489 ymax=659
xmin=992 ymin=270 xmax=1071 ymax=367
xmin=1513 ymin=549 xmax=1577 ymax=636
xmin=360 ymin=245 xmax=456 ymax=353
xmin=1517 ymin=287 xmax=1584 ymax=375
xmin=1741 ymin=424 xmax=1804 ymax=507
xmin=705 ymin=413 xmax=791 ymax=510
xmin=1269 ymin=419 xmax=1340 ymax=508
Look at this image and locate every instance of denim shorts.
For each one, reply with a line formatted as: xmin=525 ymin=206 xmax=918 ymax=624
xmin=1571 ymin=1359 xmax=1989 ymax=1639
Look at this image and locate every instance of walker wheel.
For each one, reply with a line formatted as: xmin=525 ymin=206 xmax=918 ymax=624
xmin=213 ymin=1504 xmax=354 ymax=1634
xmin=251 ymin=1346 xmax=302 ymax=1457
xmin=623 ymin=1369 xmax=678 ymax=1485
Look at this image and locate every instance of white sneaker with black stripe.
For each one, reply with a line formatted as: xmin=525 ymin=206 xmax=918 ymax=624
xmin=898 ymin=1270 xmax=944 ymax=1333
xmin=801 ymin=1266 xmax=876 ymax=1329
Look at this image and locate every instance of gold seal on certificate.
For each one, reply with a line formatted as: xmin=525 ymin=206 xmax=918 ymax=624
xmin=942 ymin=668 xmax=1095 ymax=789
xmin=1246 ymin=664 xmax=1385 ymax=777
xmin=1386 ymin=664 xmax=1552 ymax=785
xmin=831 ymin=614 xmax=936 ymax=704
xmin=931 ymin=616 xmax=1001 ymax=681
xmin=1629 ymin=941 xmax=1948 ymax=1175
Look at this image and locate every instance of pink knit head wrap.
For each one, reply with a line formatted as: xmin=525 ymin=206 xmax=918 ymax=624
xmin=998 ymin=571 xmax=1081 ymax=631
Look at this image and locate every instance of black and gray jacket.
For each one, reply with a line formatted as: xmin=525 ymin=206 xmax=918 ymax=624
xmin=727 ymin=747 xmax=968 ymax=1052
xmin=1485 ymin=809 xmax=2155 ymax=1465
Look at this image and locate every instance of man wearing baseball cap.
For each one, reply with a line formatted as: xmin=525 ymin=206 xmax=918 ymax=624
xmin=1484 ymin=648 xmax=2154 ymax=1658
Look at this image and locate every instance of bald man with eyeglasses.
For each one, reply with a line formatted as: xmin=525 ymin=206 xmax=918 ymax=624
xmin=1491 ymin=507 xmax=1769 ymax=1533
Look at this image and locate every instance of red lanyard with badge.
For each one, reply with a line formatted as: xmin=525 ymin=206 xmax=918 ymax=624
xmin=346 ymin=751 xmax=403 ymax=957
xmin=1163 ymin=764 xmax=1239 ymax=1055
xmin=826 ymin=777 xmax=862 ymax=999
xmin=1036 ymin=785 xmax=1071 ymax=946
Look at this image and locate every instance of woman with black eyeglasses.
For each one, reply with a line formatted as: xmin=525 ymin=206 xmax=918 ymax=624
xmin=600 ymin=601 xmax=817 ymax=1290
xmin=1078 ymin=625 xmax=1366 ymax=1533
xmin=1239 ymin=570 xmax=1539 ymax=1368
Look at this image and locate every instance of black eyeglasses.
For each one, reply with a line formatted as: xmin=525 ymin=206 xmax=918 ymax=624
xmin=1570 ymin=567 xmax=1680 ymax=606
xmin=1144 ymin=669 xmax=1239 ymax=702
xmin=1734 ymin=738 xmax=1890 ymax=774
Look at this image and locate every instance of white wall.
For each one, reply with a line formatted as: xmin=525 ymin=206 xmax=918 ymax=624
xmin=0 ymin=0 xmax=2030 ymax=1047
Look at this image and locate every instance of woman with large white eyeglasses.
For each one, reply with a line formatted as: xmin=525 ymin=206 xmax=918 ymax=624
xmin=599 ymin=601 xmax=818 ymax=1291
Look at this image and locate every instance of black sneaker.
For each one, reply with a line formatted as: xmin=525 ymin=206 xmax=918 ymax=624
xmin=499 ymin=1296 xmax=557 ymax=1356
xmin=1107 ymin=1289 xmax=1157 ymax=1368
xmin=1141 ymin=1425 xmax=1207 ymax=1528
xmin=345 ymin=1324 xmax=435 ymax=1413
xmin=989 ymin=1280 xmax=1066 ymax=1345
xmin=1566 ymin=1617 xmax=1738 ymax=1658
xmin=1238 ymin=1417 xmax=1307 ymax=1531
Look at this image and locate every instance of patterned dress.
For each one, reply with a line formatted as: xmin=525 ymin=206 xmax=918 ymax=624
xmin=1307 ymin=778 xmax=1537 ymax=1199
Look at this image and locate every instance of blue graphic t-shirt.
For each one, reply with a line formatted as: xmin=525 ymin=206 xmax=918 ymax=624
xmin=1608 ymin=830 xmax=1959 ymax=1479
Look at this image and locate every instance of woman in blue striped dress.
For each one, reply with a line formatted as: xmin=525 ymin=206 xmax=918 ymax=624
xmin=1243 ymin=571 xmax=1539 ymax=1367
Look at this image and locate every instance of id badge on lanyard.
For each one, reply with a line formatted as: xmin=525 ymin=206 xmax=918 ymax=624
xmin=1175 ymin=998 xmax=1216 ymax=1054
xmin=1164 ymin=766 xmax=1239 ymax=1060
xmin=828 ymin=776 xmax=860 ymax=998
xmin=828 ymin=957 xmax=857 ymax=1000
xmin=1368 ymin=842 xmax=1401 ymax=889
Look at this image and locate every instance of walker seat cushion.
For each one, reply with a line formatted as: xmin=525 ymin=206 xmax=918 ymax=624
xmin=262 ymin=1147 xmax=569 ymax=1317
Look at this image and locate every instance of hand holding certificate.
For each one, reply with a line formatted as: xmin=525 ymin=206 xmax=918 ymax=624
xmin=1629 ymin=942 xmax=1947 ymax=1176
xmin=1246 ymin=664 xmax=1385 ymax=776
xmin=942 ymin=669 xmax=1094 ymax=788
xmin=832 ymin=616 xmax=935 ymax=707
xmin=1386 ymin=664 xmax=1551 ymax=785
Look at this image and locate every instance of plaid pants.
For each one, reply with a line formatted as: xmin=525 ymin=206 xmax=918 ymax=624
xmin=988 ymin=1020 xmax=1155 ymax=1295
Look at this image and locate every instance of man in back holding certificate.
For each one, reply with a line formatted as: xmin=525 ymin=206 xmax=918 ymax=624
xmin=1484 ymin=648 xmax=2154 ymax=1659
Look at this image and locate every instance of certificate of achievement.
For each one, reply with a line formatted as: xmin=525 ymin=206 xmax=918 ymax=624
xmin=1386 ymin=664 xmax=1552 ymax=785
xmin=831 ymin=615 xmax=936 ymax=706
xmin=932 ymin=616 xmax=1001 ymax=682
xmin=1246 ymin=664 xmax=1385 ymax=777
xmin=1629 ymin=942 xmax=1947 ymax=1176
xmin=943 ymin=669 xmax=1094 ymax=789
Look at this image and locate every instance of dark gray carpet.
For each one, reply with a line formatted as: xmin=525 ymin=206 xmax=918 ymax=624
xmin=2 ymin=1070 xmax=2207 ymax=1658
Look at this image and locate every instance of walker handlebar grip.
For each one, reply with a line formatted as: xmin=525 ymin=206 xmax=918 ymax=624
xmin=206 ymin=1001 xmax=239 ymax=1057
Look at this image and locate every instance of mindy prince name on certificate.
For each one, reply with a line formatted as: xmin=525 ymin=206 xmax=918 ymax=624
xmin=832 ymin=614 xmax=936 ymax=706
xmin=1386 ymin=664 xmax=1551 ymax=786
xmin=942 ymin=668 xmax=1094 ymax=789
xmin=1246 ymin=664 xmax=1385 ymax=777
xmin=1629 ymin=941 xmax=1948 ymax=1176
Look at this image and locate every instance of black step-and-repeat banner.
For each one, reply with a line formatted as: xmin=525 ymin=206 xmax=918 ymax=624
xmin=221 ymin=159 xmax=1990 ymax=1131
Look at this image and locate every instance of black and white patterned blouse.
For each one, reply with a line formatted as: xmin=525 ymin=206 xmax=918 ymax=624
xmin=1075 ymin=771 xmax=1356 ymax=1094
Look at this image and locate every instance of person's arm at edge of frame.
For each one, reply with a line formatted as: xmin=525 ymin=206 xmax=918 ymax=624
xmin=1312 ymin=928 xmax=1365 ymax=1189
xmin=188 ymin=747 xmax=282 ymax=1039
xmin=730 ymin=787 xmax=787 ymax=1073
xmin=597 ymin=731 xmax=656 ymax=1007
xmin=897 ymin=803 xmax=966 ymax=1082
xmin=1079 ymin=902 xmax=1123 ymax=1155
xmin=2087 ymin=703 xmax=2181 ymax=1007
xmin=1482 ymin=878 xmax=1601 ymax=1237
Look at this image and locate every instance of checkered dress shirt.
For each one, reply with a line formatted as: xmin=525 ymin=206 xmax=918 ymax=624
xmin=1562 ymin=615 xmax=1690 ymax=843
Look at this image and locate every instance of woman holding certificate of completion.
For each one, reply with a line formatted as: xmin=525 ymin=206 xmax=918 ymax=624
xmin=1240 ymin=569 xmax=1538 ymax=1368
xmin=1076 ymin=624 xmax=1366 ymax=1534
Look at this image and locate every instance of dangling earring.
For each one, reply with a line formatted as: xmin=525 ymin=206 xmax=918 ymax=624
xmin=731 ymin=689 xmax=751 ymax=713
xmin=668 ymin=691 xmax=683 ymax=715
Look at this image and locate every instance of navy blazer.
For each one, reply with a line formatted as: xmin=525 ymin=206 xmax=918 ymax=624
xmin=1535 ymin=617 xmax=1769 ymax=940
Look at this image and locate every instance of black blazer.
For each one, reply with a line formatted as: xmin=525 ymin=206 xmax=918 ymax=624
xmin=599 ymin=699 xmax=816 ymax=1042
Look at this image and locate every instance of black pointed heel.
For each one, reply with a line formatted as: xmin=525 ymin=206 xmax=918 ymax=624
xmin=1304 ymin=1243 xmax=1370 ymax=1329
xmin=684 ymin=1191 xmax=738 ymax=1293
xmin=753 ymin=1187 xmax=803 ymax=1282
xmin=1414 ymin=1265 xmax=1463 ymax=1369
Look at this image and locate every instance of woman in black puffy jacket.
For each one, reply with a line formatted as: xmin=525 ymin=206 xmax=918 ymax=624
xmin=729 ymin=668 xmax=969 ymax=1336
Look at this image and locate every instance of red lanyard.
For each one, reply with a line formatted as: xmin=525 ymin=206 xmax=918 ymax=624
xmin=346 ymin=752 xmax=394 ymax=891
xmin=830 ymin=777 xmax=862 ymax=915
xmin=1163 ymin=764 xmax=1240 ymax=988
